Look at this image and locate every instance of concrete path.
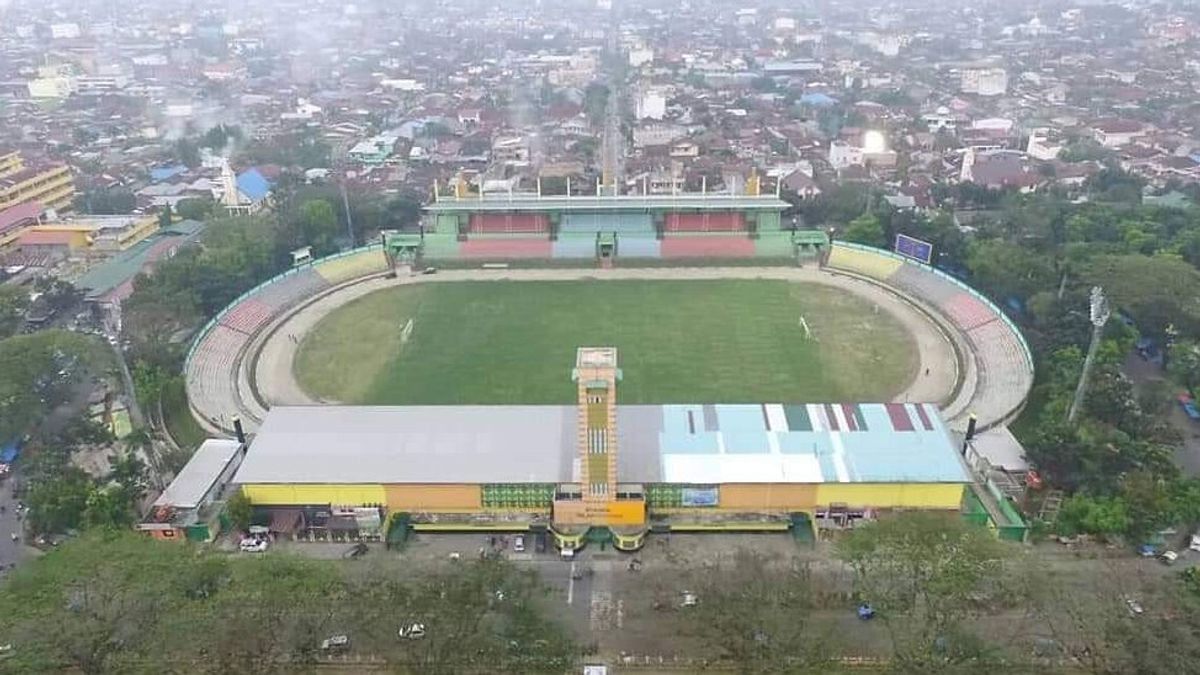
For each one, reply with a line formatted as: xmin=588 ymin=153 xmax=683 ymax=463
xmin=249 ymin=266 xmax=960 ymax=418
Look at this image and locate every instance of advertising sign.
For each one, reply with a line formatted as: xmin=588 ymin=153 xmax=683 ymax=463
xmin=894 ymin=233 xmax=934 ymax=264
xmin=681 ymin=487 xmax=719 ymax=507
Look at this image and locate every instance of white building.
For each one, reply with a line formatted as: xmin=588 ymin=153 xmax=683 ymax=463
xmin=829 ymin=140 xmax=863 ymax=170
xmin=1026 ymin=129 xmax=1064 ymax=161
xmin=380 ymin=78 xmax=425 ymax=92
xmin=637 ymin=90 xmax=667 ymax=120
xmin=960 ymin=68 xmax=1008 ymax=96
xmin=628 ymin=48 xmax=654 ymax=68
xmin=633 ymin=124 xmax=686 ymax=148
xmin=75 ymin=74 xmax=130 ymax=94
xmin=50 ymin=23 xmax=81 ymax=39
xmin=27 ymin=76 xmax=75 ymax=99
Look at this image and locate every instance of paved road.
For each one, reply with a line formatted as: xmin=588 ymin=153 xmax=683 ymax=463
xmin=0 ymin=480 xmax=28 ymax=571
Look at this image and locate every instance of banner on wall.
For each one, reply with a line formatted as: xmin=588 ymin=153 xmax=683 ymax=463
xmin=681 ymin=487 xmax=719 ymax=507
xmin=894 ymin=233 xmax=934 ymax=264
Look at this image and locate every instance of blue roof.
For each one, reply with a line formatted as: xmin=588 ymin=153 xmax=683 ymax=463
xmin=656 ymin=403 xmax=969 ymax=484
xmin=236 ymin=169 xmax=272 ymax=202
xmin=150 ymin=165 xmax=188 ymax=183
xmin=0 ymin=440 xmax=21 ymax=464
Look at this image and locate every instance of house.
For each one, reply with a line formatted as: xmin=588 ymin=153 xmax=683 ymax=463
xmin=348 ymin=134 xmax=400 ymax=165
xmin=961 ymin=149 xmax=1040 ymax=191
xmin=670 ymin=141 xmax=700 ymax=158
xmin=782 ymin=170 xmax=822 ymax=199
xmin=1091 ymin=119 xmax=1145 ymax=148
xmin=137 ymin=439 xmax=245 ymax=542
xmin=214 ymin=161 xmax=272 ymax=215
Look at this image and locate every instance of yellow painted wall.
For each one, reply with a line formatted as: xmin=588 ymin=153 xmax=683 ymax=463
xmin=815 ymin=483 xmax=965 ymax=510
xmin=719 ymin=483 xmax=818 ymax=511
xmin=384 ymin=484 xmax=481 ymax=511
xmin=242 ymin=483 xmax=385 ymax=506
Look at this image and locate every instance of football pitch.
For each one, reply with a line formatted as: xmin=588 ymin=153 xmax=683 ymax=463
xmin=293 ymin=279 xmax=918 ymax=405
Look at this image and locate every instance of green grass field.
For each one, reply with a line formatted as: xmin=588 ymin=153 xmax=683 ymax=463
xmin=293 ymin=280 xmax=918 ymax=405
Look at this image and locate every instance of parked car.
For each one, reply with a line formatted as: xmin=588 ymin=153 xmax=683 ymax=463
xmin=239 ymin=538 xmax=268 ymax=553
xmin=513 ymin=535 xmax=525 ymax=553
xmin=1160 ymin=550 xmax=1179 ymax=565
xmin=680 ymin=591 xmax=698 ymax=608
xmin=398 ymin=623 xmax=427 ymax=640
xmin=560 ymin=547 xmax=575 ymax=561
xmin=1190 ymin=533 xmax=1200 ymax=553
xmin=534 ymin=532 xmax=547 ymax=553
xmin=857 ymin=603 xmax=877 ymax=620
xmin=320 ymin=635 xmax=349 ymax=651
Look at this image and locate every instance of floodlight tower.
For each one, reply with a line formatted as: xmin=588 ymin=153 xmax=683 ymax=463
xmin=1067 ymin=286 xmax=1110 ymax=424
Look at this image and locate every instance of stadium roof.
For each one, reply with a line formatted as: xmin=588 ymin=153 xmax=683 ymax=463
xmin=155 ymin=438 xmax=242 ymax=510
xmin=235 ymin=404 xmax=968 ymax=486
xmin=424 ymin=193 xmax=790 ymax=213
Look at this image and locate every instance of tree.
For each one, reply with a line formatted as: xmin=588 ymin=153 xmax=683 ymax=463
xmin=226 ymin=489 xmax=252 ymax=532
xmin=1168 ymin=339 xmax=1200 ymax=396
xmin=176 ymin=197 xmax=217 ymax=221
xmin=1056 ymin=493 xmax=1131 ymax=537
xmin=0 ymin=330 xmax=112 ymax=442
xmin=837 ymin=513 xmax=1011 ymax=671
xmin=965 ymin=238 xmax=1057 ymax=301
xmin=0 ymin=284 xmax=30 ymax=339
xmin=680 ymin=550 xmax=832 ymax=671
xmin=293 ymin=199 xmax=340 ymax=254
xmin=157 ymin=204 xmax=172 ymax=230
xmin=175 ymin=138 xmax=201 ymax=168
xmin=1081 ymin=254 xmax=1200 ymax=339
xmin=843 ymin=213 xmax=886 ymax=247
xmin=26 ymin=466 xmax=94 ymax=534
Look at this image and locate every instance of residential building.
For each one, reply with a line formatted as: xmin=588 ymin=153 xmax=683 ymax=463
xmin=637 ymin=90 xmax=667 ymax=120
xmin=960 ymin=68 xmax=1008 ymax=96
xmin=0 ymin=152 xmax=75 ymax=213
xmin=1091 ymin=119 xmax=1145 ymax=148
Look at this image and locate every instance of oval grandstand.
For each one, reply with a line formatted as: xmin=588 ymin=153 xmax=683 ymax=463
xmin=184 ymin=242 xmax=1033 ymax=438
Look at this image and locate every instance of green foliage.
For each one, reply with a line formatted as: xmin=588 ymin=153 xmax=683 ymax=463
xmin=843 ymin=212 xmax=886 ymax=247
xmin=583 ymin=82 xmax=610 ymax=126
xmin=174 ymin=137 xmax=201 ymax=168
xmin=226 ymin=489 xmax=252 ymax=532
xmin=1057 ymin=493 xmax=1131 ymax=537
xmin=292 ymin=198 xmax=340 ymax=254
xmin=175 ymin=197 xmax=218 ymax=221
xmin=837 ymin=513 xmax=1010 ymax=670
xmin=1081 ymin=254 xmax=1200 ymax=339
xmin=966 ymin=238 xmax=1057 ymax=300
xmin=0 ymin=532 xmax=576 ymax=674
xmin=1169 ymin=339 xmax=1200 ymax=395
xmin=0 ymin=330 xmax=113 ymax=442
xmin=1058 ymin=139 xmax=1111 ymax=163
xmin=200 ymin=123 xmax=243 ymax=152
xmin=74 ymin=188 xmax=136 ymax=215
xmin=0 ymin=283 xmax=30 ymax=339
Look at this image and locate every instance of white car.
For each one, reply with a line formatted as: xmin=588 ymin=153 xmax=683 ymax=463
xmin=320 ymin=635 xmax=349 ymax=651
xmin=398 ymin=623 xmax=426 ymax=640
xmin=239 ymin=538 xmax=268 ymax=553
xmin=513 ymin=535 xmax=525 ymax=553
xmin=1189 ymin=533 xmax=1200 ymax=553
xmin=680 ymin=591 xmax=698 ymax=608
xmin=1160 ymin=550 xmax=1179 ymax=565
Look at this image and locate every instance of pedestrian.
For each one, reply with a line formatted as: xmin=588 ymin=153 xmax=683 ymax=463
xmin=9 ymin=533 xmax=16 ymax=543
xmin=924 ymin=367 xmax=930 ymax=376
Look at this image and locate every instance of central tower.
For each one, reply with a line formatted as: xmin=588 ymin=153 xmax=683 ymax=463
xmin=552 ymin=347 xmax=647 ymax=550
xmin=574 ymin=347 xmax=620 ymax=503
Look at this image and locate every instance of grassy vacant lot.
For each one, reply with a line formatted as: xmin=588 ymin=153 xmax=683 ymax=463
xmin=294 ymin=280 xmax=917 ymax=404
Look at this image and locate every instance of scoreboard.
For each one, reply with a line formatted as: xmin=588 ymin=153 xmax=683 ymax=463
xmin=894 ymin=233 xmax=933 ymax=264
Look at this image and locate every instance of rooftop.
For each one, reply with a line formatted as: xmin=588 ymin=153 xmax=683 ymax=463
xmin=234 ymin=403 xmax=969 ymax=486
xmin=155 ymin=438 xmax=242 ymax=510
xmin=425 ymin=193 xmax=790 ymax=213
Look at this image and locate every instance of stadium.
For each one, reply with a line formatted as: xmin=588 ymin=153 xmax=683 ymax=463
xmin=181 ymin=189 xmax=1034 ymax=549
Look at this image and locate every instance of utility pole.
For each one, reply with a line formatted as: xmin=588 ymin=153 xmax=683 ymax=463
xmin=1067 ymin=286 xmax=1110 ymax=424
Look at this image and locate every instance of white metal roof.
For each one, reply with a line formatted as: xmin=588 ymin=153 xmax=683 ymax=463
xmin=155 ymin=438 xmax=242 ymax=509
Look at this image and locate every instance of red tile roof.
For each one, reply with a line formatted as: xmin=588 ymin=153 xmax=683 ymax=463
xmin=0 ymin=201 xmax=45 ymax=235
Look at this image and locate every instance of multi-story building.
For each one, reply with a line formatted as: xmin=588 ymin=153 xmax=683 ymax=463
xmin=0 ymin=151 xmax=75 ymax=213
xmin=960 ymin=68 xmax=1008 ymax=96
